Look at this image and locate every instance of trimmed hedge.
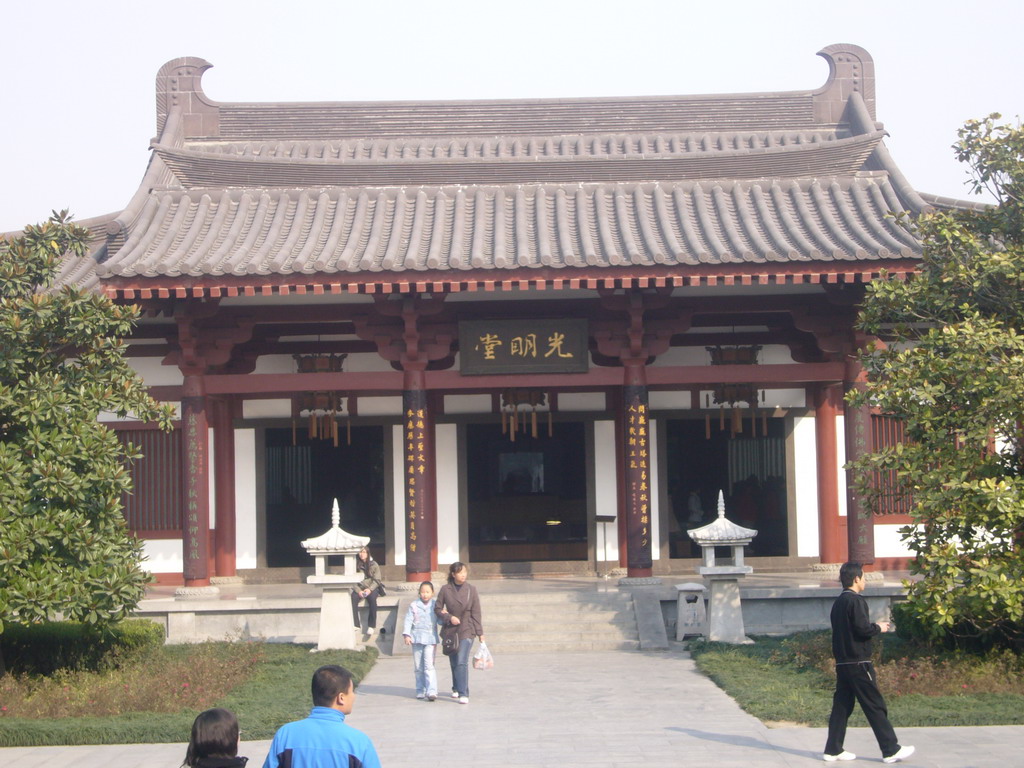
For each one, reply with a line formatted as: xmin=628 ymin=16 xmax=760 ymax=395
xmin=0 ymin=643 xmax=378 ymax=746
xmin=0 ymin=619 xmax=164 ymax=675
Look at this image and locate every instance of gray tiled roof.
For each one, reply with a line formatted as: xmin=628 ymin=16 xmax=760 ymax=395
xmin=69 ymin=44 xmax=939 ymax=293
xmin=155 ymin=132 xmax=883 ymax=188
xmin=93 ymin=176 xmax=916 ymax=282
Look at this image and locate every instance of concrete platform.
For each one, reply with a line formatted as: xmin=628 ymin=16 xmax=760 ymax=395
xmin=135 ymin=570 xmax=912 ymax=648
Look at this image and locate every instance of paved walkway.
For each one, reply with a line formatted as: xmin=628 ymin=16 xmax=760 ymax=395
xmin=1 ymin=649 xmax=1020 ymax=767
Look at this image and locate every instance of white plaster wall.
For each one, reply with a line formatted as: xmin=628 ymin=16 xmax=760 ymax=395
xmin=693 ymin=388 xmax=806 ymax=410
xmin=435 ymin=424 xmax=460 ymax=565
xmin=443 ymin=394 xmax=492 ymax=415
xmin=253 ymin=355 xmax=295 ymax=374
xmin=208 ymin=426 xmax=217 ymax=528
xmin=650 ymin=346 xmax=708 ymax=366
xmin=252 ymin=351 xmax=393 ymax=373
xmin=358 ymin=397 xmax=403 ymax=417
xmin=99 ymin=403 xmax=182 ymax=422
xmin=836 ymin=414 xmax=848 ymax=517
xmin=141 ymin=539 xmax=183 ymax=574
xmin=234 ymin=428 xmax=258 ymax=570
xmin=651 ymin=344 xmax=794 ymax=367
xmin=243 ymin=399 xmax=292 ymax=419
xmin=593 ymin=420 xmax=619 ymax=562
xmin=759 ymin=346 xmax=798 ymax=364
xmin=560 ymin=392 xmax=606 ymax=412
xmin=793 ymin=414 xmax=820 ymax=558
xmin=344 ymin=352 xmax=399 ymax=373
xmin=649 ymin=391 xmax=692 ymax=410
xmin=391 ymin=424 xmax=406 ymax=566
xmin=874 ymin=523 xmax=915 ymax=558
xmin=128 ymin=357 xmax=183 ymax=386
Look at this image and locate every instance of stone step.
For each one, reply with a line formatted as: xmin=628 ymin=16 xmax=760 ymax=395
xmin=384 ymin=588 xmax=640 ymax=654
xmin=483 ymin=618 xmax=636 ymax=633
xmin=475 ymin=590 xmax=631 ymax=605
xmin=480 ymin=639 xmax=640 ymax=653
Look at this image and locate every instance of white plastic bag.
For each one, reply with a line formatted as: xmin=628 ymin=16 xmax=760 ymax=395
xmin=473 ymin=641 xmax=494 ymax=670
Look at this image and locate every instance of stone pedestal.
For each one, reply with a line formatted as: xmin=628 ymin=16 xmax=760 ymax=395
xmin=704 ymin=571 xmax=754 ymax=644
xmin=314 ymin=583 xmax=358 ymax=651
xmin=675 ymin=582 xmax=707 ymax=640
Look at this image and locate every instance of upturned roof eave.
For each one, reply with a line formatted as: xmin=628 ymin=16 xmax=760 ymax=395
xmin=94 ymin=259 xmax=924 ymax=302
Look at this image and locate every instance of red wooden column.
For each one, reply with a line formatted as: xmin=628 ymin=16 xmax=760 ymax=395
xmin=814 ymin=384 xmax=846 ymax=563
xmin=844 ymin=356 xmax=875 ymax=564
xmin=181 ymin=374 xmax=211 ymax=587
xmin=212 ymin=396 xmax=237 ymax=578
xmin=622 ymin=361 xmax=653 ymax=577
xmin=403 ymin=367 xmax=437 ymax=582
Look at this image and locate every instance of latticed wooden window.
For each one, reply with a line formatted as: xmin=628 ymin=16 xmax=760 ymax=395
xmin=870 ymin=414 xmax=912 ymax=516
xmin=115 ymin=428 xmax=183 ymax=532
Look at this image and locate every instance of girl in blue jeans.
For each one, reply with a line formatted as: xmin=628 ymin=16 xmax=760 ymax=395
xmin=402 ymin=580 xmax=440 ymax=700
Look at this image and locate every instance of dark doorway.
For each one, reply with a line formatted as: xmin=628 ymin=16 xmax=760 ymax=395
xmin=665 ymin=418 xmax=788 ymax=558
xmin=264 ymin=426 xmax=385 ymax=567
xmin=465 ymin=421 xmax=587 ymax=562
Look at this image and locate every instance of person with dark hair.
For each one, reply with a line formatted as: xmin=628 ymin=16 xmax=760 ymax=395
xmin=823 ymin=562 xmax=915 ymax=764
xmin=262 ymin=665 xmax=381 ymax=768
xmin=435 ymin=561 xmax=484 ymax=704
xmin=350 ymin=546 xmax=384 ymax=636
xmin=402 ymin=580 xmax=440 ymax=700
xmin=183 ymin=708 xmax=247 ymax=768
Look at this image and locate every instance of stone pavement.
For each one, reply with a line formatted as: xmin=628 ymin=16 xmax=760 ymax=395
xmin=1 ymin=649 xmax=1020 ymax=767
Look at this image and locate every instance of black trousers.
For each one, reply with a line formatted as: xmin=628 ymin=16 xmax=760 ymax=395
xmin=825 ymin=661 xmax=900 ymax=757
xmin=351 ymin=587 xmax=381 ymax=629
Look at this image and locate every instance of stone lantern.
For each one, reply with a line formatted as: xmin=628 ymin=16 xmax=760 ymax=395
xmin=300 ymin=499 xmax=370 ymax=650
xmin=301 ymin=499 xmax=369 ymax=584
xmin=687 ymin=490 xmax=757 ymax=644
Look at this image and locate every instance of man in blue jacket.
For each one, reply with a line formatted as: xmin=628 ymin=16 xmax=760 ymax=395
xmin=823 ymin=562 xmax=914 ymax=764
xmin=263 ymin=665 xmax=382 ymax=768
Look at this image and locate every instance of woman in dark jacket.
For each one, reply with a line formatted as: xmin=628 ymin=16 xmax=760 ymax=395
xmin=434 ymin=561 xmax=484 ymax=704
xmin=351 ymin=546 xmax=385 ymax=635
xmin=182 ymin=708 xmax=248 ymax=768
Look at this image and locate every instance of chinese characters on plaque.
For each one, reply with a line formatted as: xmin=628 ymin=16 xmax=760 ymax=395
xmin=459 ymin=319 xmax=588 ymax=375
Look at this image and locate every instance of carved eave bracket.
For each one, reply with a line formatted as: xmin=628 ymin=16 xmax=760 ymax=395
xmin=167 ymin=305 xmax=255 ymax=375
xmin=352 ymin=295 xmax=455 ymax=371
xmin=789 ymin=306 xmax=859 ymax=362
xmin=593 ymin=289 xmax=691 ymax=366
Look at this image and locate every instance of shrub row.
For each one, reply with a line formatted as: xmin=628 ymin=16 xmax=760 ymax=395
xmin=1 ymin=620 xmax=164 ymax=675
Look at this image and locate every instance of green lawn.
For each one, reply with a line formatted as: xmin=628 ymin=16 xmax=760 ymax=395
xmin=689 ymin=633 xmax=1024 ymax=727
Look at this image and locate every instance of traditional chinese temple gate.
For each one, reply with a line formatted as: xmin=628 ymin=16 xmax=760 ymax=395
xmin=63 ymin=45 xmax=950 ymax=585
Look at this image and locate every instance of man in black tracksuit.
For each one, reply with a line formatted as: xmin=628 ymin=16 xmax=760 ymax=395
xmin=823 ymin=562 xmax=915 ymax=763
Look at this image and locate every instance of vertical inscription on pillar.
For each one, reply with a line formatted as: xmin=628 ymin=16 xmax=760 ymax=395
xmin=404 ymin=389 xmax=431 ymax=575
xmin=624 ymin=385 xmax=653 ymax=571
xmin=182 ymin=396 xmax=209 ymax=583
xmin=845 ymin=392 xmax=874 ymax=564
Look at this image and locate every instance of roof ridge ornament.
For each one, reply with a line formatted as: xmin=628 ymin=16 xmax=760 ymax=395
xmin=813 ymin=44 xmax=876 ymax=126
xmin=156 ymin=57 xmax=219 ymax=140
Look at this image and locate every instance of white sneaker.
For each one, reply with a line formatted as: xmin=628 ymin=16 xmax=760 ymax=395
xmin=451 ymin=691 xmax=459 ymax=699
xmin=823 ymin=752 xmax=856 ymax=762
xmin=415 ymin=692 xmax=425 ymax=700
xmin=883 ymin=745 xmax=915 ymax=763
xmin=366 ymin=627 xmax=375 ymax=636
xmin=458 ymin=696 xmax=469 ymax=704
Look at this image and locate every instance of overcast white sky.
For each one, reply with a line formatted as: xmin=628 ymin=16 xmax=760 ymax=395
xmin=2 ymin=0 xmax=1021 ymax=233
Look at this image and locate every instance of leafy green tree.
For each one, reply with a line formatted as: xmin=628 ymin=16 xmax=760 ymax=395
xmin=850 ymin=115 xmax=1024 ymax=645
xmin=0 ymin=212 xmax=174 ymax=672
